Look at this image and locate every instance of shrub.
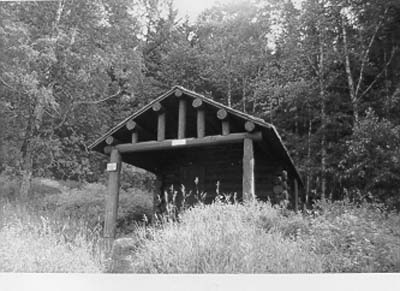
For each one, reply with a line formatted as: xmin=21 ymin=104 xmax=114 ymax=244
xmin=39 ymin=182 xmax=154 ymax=234
xmin=340 ymin=109 xmax=400 ymax=208
xmin=303 ymin=199 xmax=400 ymax=272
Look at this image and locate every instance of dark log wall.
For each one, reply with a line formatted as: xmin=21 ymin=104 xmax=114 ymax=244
xmin=254 ymin=144 xmax=283 ymax=202
xmin=155 ymin=141 xmax=290 ymax=205
xmin=158 ymin=143 xmax=243 ymax=203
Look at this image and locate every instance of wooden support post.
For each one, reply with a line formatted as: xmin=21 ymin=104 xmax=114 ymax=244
xmin=103 ymin=148 xmax=121 ymax=255
xmin=192 ymin=98 xmax=205 ymax=138
xmin=217 ymin=109 xmax=230 ymax=135
xmin=177 ymin=98 xmax=187 ymax=139
xmin=152 ymin=102 xmax=166 ymax=141
xmin=294 ymin=179 xmax=299 ymax=212
xmin=131 ymin=132 xmax=138 ymax=144
xmin=242 ymin=138 xmax=255 ymax=201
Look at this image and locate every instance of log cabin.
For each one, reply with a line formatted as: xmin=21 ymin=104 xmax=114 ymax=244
xmin=89 ymin=85 xmax=303 ymax=248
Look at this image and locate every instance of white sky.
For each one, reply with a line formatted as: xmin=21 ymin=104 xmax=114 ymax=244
xmin=173 ymin=0 xmax=304 ymax=22
xmin=173 ymin=0 xmax=243 ymax=21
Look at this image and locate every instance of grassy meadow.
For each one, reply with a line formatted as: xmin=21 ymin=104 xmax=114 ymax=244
xmin=0 ymin=176 xmax=400 ymax=273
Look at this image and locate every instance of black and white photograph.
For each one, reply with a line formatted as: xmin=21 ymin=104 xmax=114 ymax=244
xmin=0 ymin=0 xmax=399 ymax=289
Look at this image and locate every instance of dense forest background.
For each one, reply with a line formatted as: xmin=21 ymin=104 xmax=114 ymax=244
xmin=0 ymin=0 xmax=399 ymax=207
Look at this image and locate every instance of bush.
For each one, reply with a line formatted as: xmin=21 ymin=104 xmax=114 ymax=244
xmin=340 ymin=109 xmax=400 ymax=208
xmin=39 ymin=182 xmax=154 ymax=234
xmin=303 ymin=199 xmax=400 ymax=272
xmin=0 ymin=203 xmax=102 ymax=272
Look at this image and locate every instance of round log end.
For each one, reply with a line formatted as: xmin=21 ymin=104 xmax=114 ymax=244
xmin=282 ymin=170 xmax=288 ymax=181
xmin=244 ymin=121 xmax=256 ymax=132
xmin=175 ymin=89 xmax=183 ymax=97
xmin=152 ymin=102 xmax=163 ymax=112
xmin=105 ymin=136 xmax=115 ymax=145
xmin=126 ymin=120 xmax=137 ymax=131
xmin=192 ymin=98 xmax=203 ymax=108
xmin=217 ymin=109 xmax=228 ymax=120
xmin=104 ymin=146 xmax=112 ymax=154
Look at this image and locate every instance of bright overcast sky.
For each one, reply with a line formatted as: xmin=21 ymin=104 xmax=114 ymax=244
xmin=173 ymin=0 xmax=304 ymax=21
xmin=173 ymin=0 xmax=242 ymax=21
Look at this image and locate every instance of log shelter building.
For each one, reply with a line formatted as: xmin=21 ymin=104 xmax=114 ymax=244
xmin=89 ymin=86 xmax=303 ymax=246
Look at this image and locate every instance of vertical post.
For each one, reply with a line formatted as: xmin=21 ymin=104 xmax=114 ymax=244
xmin=192 ymin=98 xmax=205 ymax=138
xmin=294 ymin=179 xmax=299 ymax=212
xmin=126 ymin=120 xmax=139 ymax=144
xmin=178 ymin=98 xmax=187 ymax=139
xmin=104 ymin=148 xmax=121 ymax=255
xmin=158 ymin=112 xmax=166 ymax=141
xmin=242 ymin=138 xmax=255 ymax=201
xmin=197 ymin=109 xmax=205 ymax=138
xmin=153 ymin=102 xmax=166 ymax=141
xmin=131 ymin=131 xmax=138 ymax=144
xmin=217 ymin=109 xmax=230 ymax=135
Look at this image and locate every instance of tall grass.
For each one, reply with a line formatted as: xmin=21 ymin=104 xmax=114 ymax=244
xmin=0 ymin=202 xmax=103 ymax=272
xmin=128 ymin=199 xmax=400 ymax=273
xmin=130 ymin=201 xmax=323 ymax=273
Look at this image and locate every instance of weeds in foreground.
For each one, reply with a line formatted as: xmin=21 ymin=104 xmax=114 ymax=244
xmin=0 ymin=202 xmax=103 ymax=272
xmin=128 ymin=199 xmax=400 ymax=273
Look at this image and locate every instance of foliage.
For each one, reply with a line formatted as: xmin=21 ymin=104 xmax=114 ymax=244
xmin=340 ymin=109 xmax=400 ymax=207
xmin=0 ymin=0 xmax=399 ymax=205
xmin=306 ymin=198 xmax=400 ymax=272
xmin=37 ymin=182 xmax=154 ymax=235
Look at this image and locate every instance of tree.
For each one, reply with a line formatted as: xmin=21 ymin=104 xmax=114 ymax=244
xmin=0 ymin=0 xmax=144 ymax=197
xmin=340 ymin=108 xmax=400 ymax=207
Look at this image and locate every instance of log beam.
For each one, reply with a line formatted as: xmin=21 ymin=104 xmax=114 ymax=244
xmin=103 ymin=148 xmax=121 ymax=255
xmin=217 ymin=109 xmax=230 ymax=135
xmin=175 ymin=88 xmax=183 ymax=97
xmin=245 ymin=121 xmax=256 ymax=132
xmin=152 ymin=102 xmax=166 ymax=141
xmin=192 ymin=98 xmax=205 ymax=138
xmin=177 ymin=98 xmax=187 ymax=139
xmin=105 ymin=136 xmax=119 ymax=145
xmin=105 ymin=132 xmax=262 ymax=154
xmin=242 ymin=138 xmax=255 ymax=201
xmin=126 ymin=119 xmax=156 ymax=143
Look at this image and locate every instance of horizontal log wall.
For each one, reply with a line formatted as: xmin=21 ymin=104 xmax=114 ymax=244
xmin=254 ymin=145 xmax=282 ymax=202
xmin=154 ymin=142 xmax=283 ymax=205
xmin=158 ymin=144 xmax=244 ymax=203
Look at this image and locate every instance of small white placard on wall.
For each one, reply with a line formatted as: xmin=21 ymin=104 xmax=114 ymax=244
xmin=106 ymin=162 xmax=118 ymax=172
xmin=171 ymin=139 xmax=186 ymax=146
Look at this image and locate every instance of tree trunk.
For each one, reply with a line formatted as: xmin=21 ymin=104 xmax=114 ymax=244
xmin=19 ymin=120 xmax=34 ymax=201
xmin=227 ymin=79 xmax=232 ymax=107
xmin=19 ymin=144 xmax=33 ymax=201
xmin=19 ymin=98 xmax=44 ymax=200
xmin=242 ymin=77 xmax=246 ymax=113
xmin=305 ymin=117 xmax=312 ymax=206
xmin=341 ymin=19 xmax=359 ymax=124
xmin=384 ymin=48 xmax=391 ymax=115
xmin=319 ymin=35 xmax=327 ymax=200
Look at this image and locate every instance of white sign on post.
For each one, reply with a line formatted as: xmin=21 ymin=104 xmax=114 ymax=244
xmin=106 ymin=162 xmax=118 ymax=172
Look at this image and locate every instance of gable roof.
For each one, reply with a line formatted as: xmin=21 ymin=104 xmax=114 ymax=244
xmin=89 ymin=85 xmax=303 ymax=185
